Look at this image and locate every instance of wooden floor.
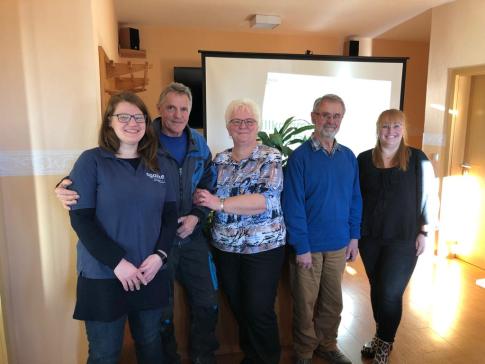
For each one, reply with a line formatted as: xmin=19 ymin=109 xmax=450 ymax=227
xmin=120 ymin=251 xmax=485 ymax=363
xmin=216 ymin=252 xmax=485 ymax=364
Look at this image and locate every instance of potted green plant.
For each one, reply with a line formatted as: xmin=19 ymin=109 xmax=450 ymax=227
xmin=258 ymin=116 xmax=314 ymax=165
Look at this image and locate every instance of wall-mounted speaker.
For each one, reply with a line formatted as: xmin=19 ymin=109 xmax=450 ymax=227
xmin=343 ymin=37 xmax=372 ymax=57
xmin=348 ymin=40 xmax=359 ymax=56
xmin=342 ymin=40 xmax=360 ymax=57
xmin=119 ymin=27 xmax=140 ymax=50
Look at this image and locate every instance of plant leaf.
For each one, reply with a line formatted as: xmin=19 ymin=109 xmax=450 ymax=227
xmin=287 ymin=138 xmax=306 ymax=145
xmin=258 ymin=117 xmax=312 ymax=158
xmin=269 ymin=133 xmax=283 ymax=146
xmin=282 ymin=124 xmax=314 ymax=142
xmin=280 ymin=145 xmax=293 ymax=157
xmin=281 ymin=127 xmax=296 ymax=139
xmin=258 ymin=131 xmax=271 ymax=146
xmin=278 ymin=116 xmax=295 ymax=135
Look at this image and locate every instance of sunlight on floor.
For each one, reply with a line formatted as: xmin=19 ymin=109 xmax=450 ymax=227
xmin=409 ymin=255 xmax=461 ymax=337
xmin=439 ymin=175 xmax=482 ymax=257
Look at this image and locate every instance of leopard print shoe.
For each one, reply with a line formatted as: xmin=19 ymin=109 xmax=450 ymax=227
xmin=373 ymin=337 xmax=393 ymax=364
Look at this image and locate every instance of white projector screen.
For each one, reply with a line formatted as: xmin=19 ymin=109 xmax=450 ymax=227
xmin=201 ymin=51 xmax=407 ymax=156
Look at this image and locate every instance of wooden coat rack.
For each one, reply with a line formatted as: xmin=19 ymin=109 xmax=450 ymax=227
xmin=98 ymin=46 xmax=152 ymax=112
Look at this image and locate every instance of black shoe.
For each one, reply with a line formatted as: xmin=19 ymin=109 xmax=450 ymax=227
xmin=315 ymin=349 xmax=351 ymax=364
xmin=361 ymin=337 xmax=377 ymax=358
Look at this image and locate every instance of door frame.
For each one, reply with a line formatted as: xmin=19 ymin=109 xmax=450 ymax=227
xmin=444 ymin=65 xmax=485 ymax=176
xmin=440 ymin=65 xmax=485 ymax=262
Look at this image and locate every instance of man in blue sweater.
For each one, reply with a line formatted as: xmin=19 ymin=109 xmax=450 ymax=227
xmin=283 ymin=94 xmax=362 ymax=364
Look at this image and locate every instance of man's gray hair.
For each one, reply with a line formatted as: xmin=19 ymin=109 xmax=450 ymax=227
xmin=312 ymin=94 xmax=346 ymax=114
xmin=157 ymin=82 xmax=193 ymax=110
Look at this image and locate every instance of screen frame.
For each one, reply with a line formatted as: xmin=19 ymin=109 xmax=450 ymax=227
xmin=200 ymin=50 xmax=408 ymax=138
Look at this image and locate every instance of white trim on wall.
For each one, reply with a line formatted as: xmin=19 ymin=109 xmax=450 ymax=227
xmin=0 ymin=150 xmax=82 ymax=177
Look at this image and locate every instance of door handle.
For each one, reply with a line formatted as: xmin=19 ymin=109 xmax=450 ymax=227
xmin=461 ymin=162 xmax=471 ymax=175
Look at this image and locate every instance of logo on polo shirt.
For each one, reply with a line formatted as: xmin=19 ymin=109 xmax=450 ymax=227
xmin=146 ymin=172 xmax=166 ymax=184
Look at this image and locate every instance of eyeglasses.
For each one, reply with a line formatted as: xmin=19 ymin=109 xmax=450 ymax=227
xmin=111 ymin=113 xmax=146 ymax=123
xmin=313 ymin=112 xmax=343 ymax=121
xmin=229 ymin=118 xmax=257 ymax=127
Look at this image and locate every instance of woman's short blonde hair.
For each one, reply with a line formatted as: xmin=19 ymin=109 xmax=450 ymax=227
xmin=224 ymin=98 xmax=262 ymax=129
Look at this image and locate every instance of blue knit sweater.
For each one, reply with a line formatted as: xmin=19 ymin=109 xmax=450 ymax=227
xmin=282 ymin=140 xmax=362 ymax=255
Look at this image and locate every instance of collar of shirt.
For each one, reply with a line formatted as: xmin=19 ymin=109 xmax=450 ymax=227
xmin=99 ymin=147 xmax=118 ymax=159
xmin=310 ymin=133 xmax=341 ymax=156
xmin=217 ymin=144 xmax=261 ymax=164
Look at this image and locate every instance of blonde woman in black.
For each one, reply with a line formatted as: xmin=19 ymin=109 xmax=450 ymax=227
xmin=357 ymin=109 xmax=436 ymax=364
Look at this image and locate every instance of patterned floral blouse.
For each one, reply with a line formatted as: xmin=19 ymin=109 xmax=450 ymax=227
xmin=211 ymin=144 xmax=286 ymax=254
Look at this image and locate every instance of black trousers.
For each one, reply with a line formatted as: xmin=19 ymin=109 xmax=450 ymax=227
xmin=213 ymin=245 xmax=285 ymax=364
xmin=359 ymin=238 xmax=418 ymax=342
xmin=161 ymin=233 xmax=219 ymax=364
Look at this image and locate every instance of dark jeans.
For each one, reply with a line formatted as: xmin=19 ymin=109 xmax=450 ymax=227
xmin=85 ymin=307 xmax=163 ymax=364
xmin=359 ymin=238 xmax=418 ymax=342
xmin=214 ymin=245 xmax=285 ymax=364
xmin=161 ymin=234 xmax=219 ymax=364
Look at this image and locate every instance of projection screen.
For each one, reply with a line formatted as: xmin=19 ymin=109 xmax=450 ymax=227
xmin=202 ymin=51 xmax=407 ymax=156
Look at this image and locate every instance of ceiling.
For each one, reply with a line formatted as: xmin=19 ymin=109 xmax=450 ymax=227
xmin=115 ymin=0 xmax=453 ymax=42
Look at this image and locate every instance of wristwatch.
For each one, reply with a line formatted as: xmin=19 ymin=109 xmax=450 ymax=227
xmin=155 ymin=250 xmax=168 ymax=265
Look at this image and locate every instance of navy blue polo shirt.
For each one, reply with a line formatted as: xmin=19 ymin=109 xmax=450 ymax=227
xmin=69 ymin=148 xmax=175 ymax=279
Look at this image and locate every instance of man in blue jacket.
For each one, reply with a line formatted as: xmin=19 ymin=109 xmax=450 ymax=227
xmin=152 ymin=83 xmax=219 ymax=364
xmin=55 ymin=83 xmax=219 ymax=364
xmin=282 ymin=94 xmax=362 ymax=364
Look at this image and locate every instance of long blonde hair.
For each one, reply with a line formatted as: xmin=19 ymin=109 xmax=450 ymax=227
xmin=372 ymin=109 xmax=410 ymax=171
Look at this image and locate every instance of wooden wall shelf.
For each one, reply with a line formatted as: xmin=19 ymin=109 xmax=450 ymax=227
xmin=98 ymin=46 xmax=152 ymax=113
xmin=119 ymin=48 xmax=146 ymax=58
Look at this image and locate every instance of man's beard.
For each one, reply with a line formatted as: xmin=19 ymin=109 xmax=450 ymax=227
xmin=318 ymin=126 xmax=338 ymax=139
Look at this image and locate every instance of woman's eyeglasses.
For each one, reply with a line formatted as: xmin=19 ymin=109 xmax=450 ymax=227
xmin=229 ymin=118 xmax=257 ymax=127
xmin=111 ymin=113 xmax=146 ymax=123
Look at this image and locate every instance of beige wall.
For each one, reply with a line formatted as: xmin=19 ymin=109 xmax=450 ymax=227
xmin=91 ymin=0 xmax=118 ymax=61
xmin=373 ymin=39 xmax=429 ymax=148
xmin=0 ymin=185 xmax=8 ymax=364
xmin=424 ymin=0 xmax=485 ymax=177
xmin=0 ymin=0 xmax=117 ymax=363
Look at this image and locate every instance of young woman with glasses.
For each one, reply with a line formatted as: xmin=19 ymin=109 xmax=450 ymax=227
xmin=67 ymin=91 xmax=177 ymax=363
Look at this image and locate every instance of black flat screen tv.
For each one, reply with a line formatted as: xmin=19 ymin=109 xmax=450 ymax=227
xmin=173 ymin=67 xmax=203 ymax=129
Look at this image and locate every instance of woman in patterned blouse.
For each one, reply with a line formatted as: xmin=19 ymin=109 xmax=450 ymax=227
xmin=194 ymin=98 xmax=286 ymax=364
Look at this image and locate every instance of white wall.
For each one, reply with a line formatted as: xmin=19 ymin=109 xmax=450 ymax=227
xmin=424 ymin=0 xmax=485 ymax=177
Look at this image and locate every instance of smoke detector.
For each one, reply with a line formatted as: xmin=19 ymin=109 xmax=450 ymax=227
xmin=250 ymin=14 xmax=281 ymax=29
